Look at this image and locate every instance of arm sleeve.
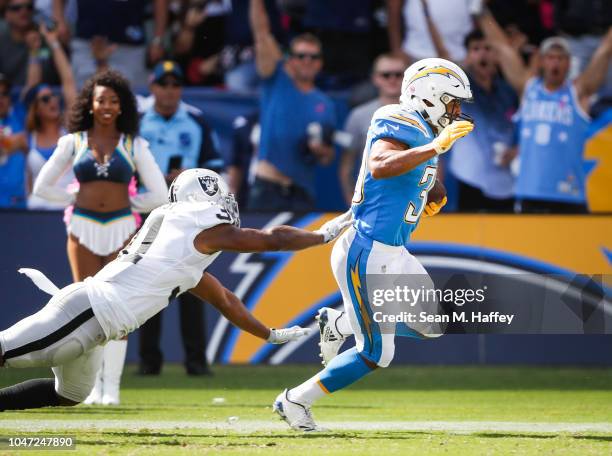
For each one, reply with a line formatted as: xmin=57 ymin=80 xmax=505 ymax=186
xmin=130 ymin=136 xmax=169 ymax=212
xmin=32 ymin=134 xmax=76 ymax=205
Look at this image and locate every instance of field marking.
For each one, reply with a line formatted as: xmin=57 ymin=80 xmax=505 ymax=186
xmin=0 ymin=420 xmax=611 ymax=434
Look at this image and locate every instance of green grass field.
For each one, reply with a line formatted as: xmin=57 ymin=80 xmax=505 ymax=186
xmin=1 ymin=365 xmax=611 ymax=455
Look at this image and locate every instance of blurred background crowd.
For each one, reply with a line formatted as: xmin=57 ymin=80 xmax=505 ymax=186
xmin=0 ymin=0 xmax=611 ymax=214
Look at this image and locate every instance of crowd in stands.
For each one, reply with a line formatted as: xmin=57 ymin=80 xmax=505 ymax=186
xmin=0 ymin=0 xmax=611 ymax=213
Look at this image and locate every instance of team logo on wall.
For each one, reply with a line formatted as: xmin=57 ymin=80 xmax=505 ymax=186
xmin=199 ymin=176 xmax=219 ymax=196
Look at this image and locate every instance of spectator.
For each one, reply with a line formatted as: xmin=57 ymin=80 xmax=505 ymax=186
xmin=387 ymin=0 xmax=473 ymax=64
xmin=173 ymin=0 xmax=283 ymax=91
xmin=138 ymin=60 xmax=223 ymax=376
xmin=0 ymin=0 xmax=58 ymax=85
xmin=248 ymin=0 xmax=336 ymax=211
xmin=301 ymin=0 xmax=376 ymax=89
xmin=339 ymin=53 xmax=406 ymax=206
xmin=487 ymin=0 xmax=552 ymax=45
xmin=222 ymin=0 xmax=284 ymax=92
xmin=33 ymin=69 xmax=167 ymax=404
xmin=449 ymin=30 xmax=518 ymax=212
xmin=53 ymin=0 xmax=167 ymax=88
xmin=1 ymin=24 xmax=77 ymax=209
xmin=478 ymin=9 xmax=612 ymax=213
xmin=173 ymin=0 xmax=231 ymax=87
xmin=228 ymin=109 xmax=259 ymax=206
xmin=0 ymin=74 xmax=27 ymax=208
xmin=554 ymin=0 xmax=612 ymax=104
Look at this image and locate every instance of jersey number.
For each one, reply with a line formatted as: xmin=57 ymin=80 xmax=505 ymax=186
xmin=404 ymin=166 xmax=437 ymax=224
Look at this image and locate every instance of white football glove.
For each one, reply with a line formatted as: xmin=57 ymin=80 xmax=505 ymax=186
xmin=267 ymin=326 xmax=311 ymax=344
xmin=314 ymin=209 xmax=353 ymax=243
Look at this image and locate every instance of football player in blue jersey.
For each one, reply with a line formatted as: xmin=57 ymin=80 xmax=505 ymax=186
xmin=273 ymin=58 xmax=474 ymax=431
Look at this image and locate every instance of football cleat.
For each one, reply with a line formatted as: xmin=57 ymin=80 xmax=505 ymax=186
xmin=273 ymin=389 xmax=320 ymax=432
xmin=316 ymin=307 xmax=346 ymax=366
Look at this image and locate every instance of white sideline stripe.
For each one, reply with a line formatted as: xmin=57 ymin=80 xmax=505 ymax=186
xmin=0 ymin=420 xmax=610 ymax=434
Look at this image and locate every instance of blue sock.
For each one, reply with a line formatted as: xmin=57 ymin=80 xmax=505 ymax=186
xmin=318 ymin=347 xmax=375 ymax=393
xmin=289 ymin=347 xmax=376 ymax=405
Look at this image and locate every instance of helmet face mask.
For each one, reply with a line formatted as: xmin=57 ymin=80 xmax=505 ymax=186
xmin=168 ymin=168 xmax=240 ymax=227
xmin=437 ymin=94 xmax=474 ymax=128
xmin=400 ymin=58 xmax=473 ymax=130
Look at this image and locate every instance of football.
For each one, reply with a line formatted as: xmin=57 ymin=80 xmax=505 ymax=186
xmin=428 ymin=179 xmax=447 ymax=204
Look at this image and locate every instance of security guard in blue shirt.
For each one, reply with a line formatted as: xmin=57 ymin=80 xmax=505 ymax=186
xmin=138 ymin=61 xmax=224 ymax=376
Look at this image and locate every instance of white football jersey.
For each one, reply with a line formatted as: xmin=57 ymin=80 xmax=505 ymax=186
xmin=85 ymin=201 xmax=231 ymax=339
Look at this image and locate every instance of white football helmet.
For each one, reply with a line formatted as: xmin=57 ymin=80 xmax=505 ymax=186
xmin=400 ymin=58 xmax=473 ymax=130
xmin=168 ymin=168 xmax=240 ymax=226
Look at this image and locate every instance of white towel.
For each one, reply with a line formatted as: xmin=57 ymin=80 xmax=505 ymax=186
xmin=18 ymin=268 xmax=61 ymax=296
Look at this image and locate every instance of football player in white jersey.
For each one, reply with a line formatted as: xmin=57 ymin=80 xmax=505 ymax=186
xmin=0 ymin=169 xmax=351 ymax=411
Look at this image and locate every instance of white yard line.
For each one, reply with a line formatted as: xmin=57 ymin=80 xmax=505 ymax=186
xmin=0 ymin=420 xmax=610 ymax=434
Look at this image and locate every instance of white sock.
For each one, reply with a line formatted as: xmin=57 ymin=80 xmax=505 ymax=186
xmin=336 ymin=312 xmax=353 ymax=337
xmin=101 ymin=340 xmax=127 ymax=404
xmin=83 ymin=369 xmax=103 ymax=404
xmin=288 ymin=375 xmax=326 ymax=406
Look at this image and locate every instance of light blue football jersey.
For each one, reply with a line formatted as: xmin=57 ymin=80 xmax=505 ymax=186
xmin=515 ymin=78 xmax=590 ymax=204
xmin=351 ymin=104 xmax=437 ymax=246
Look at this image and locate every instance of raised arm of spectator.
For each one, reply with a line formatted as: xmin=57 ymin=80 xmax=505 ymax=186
xmin=477 ymin=9 xmax=531 ymax=95
xmin=574 ymin=28 xmax=612 ymax=105
xmin=420 ymin=0 xmax=451 ymax=61
xmin=249 ymin=0 xmax=282 ymax=77
xmin=387 ymin=0 xmax=409 ymax=62
xmin=174 ymin=7 xmax=207 ymax=55
xmin=148 ymin=0 xmax=168 ymax=64
xmin=52 ymin=0 xmax=70 ymax=45
xmin=40 ymin=24 xmax=77 ymax=111
xmin=22 ymin=29 xmax=43 ymax=95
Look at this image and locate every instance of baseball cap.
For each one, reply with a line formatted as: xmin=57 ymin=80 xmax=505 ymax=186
xmin=540 ymin=37 xmax=571 ymax=56
xmin=150 ymin=60 xmax=184 ymax=84
xmin=23 ymin=84 xmax=51 ymax=108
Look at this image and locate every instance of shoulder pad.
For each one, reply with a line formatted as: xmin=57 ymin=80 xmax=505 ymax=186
xmin=373 ymin=104 xmax=430 ymax=137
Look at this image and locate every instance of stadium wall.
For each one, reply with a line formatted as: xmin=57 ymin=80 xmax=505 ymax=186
xmin=1 ymin=211 xmax=610 ymax=366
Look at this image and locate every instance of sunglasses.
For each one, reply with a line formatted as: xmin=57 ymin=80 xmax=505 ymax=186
xmin=291 ymin=52 xmax=322 ymax=61
xmin=157 ymin=80 xmax=182 ymax=88
xmin=0 ymin=91 xmax=8 ymax=98
xmin=37 ymin=94 xmax=56 ymax=104
xmin=7 ymin=2 xmax=33 ymax=12
xmin=377 ymin=71 xmax=403 ymax=79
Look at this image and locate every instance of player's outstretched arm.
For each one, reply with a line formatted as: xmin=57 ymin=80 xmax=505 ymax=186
xmin=194 ymin=211 xmax=353 ymax=254
xmin=369 ymin=122 xmax=473 ymax=179
xmin=189 ymin=272 xmax=309 ymax=343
